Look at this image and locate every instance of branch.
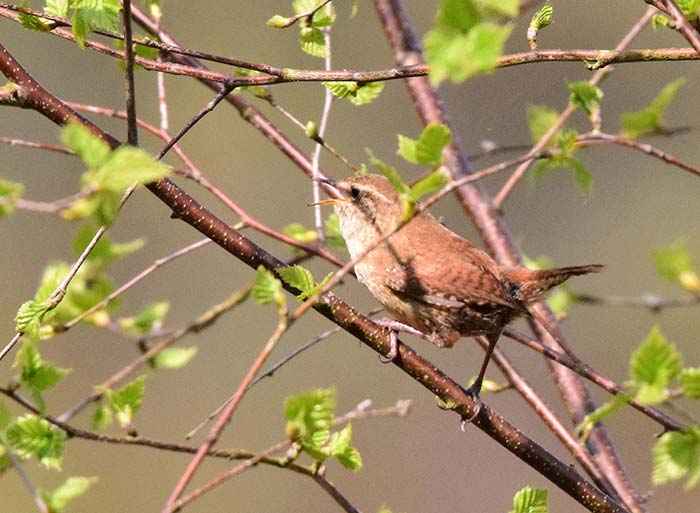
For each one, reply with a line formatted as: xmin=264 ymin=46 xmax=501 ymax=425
xmin=0 ymin=40 xmax=627 ymax=513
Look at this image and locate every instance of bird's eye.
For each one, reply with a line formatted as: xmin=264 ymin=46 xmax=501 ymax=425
xmin=349 ymin=186 xmax=361 ymax=200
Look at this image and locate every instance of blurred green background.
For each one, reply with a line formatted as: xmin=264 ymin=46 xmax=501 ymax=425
xmin=1 ymin=2 xmax=699 ymax=512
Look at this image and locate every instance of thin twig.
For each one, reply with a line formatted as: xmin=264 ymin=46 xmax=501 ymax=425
xmin=122 ymin=0 xmax=138 ymax=146
xmin=493 ymin=7 xmax=656 ymax=208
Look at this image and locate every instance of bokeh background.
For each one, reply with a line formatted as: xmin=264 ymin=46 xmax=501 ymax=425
xmin=1 ymin=2 xmax=699 ymax=512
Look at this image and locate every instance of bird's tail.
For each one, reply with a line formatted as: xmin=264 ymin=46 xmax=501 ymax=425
xmin=506 ymin=264 xmax=603 ymax=304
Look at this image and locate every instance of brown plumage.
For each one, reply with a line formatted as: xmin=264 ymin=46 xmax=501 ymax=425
xmin=325 ymin=174 xmax=602 ymax=397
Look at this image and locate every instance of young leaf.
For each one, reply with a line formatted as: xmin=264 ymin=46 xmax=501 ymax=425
xmin=41 ymin=476 xmax=98 ymax=513
xmin=91 ymin=146 xmax=171 ymax=192
xmin=323 ymin=81 xmax=384 ymax=105
xmin=299 ymin=26 xmax=327 ymax=58
xmin=276 ymin=265 xmax=315 ymax=297
xmin=98 ymin=376 xmax=147 ymax=429
xmin=366 ymin=150 xmax=409 ymax=195
xmin=527 ymin=1 xmax=552 ymax=49
xmin=652 ymin=427 xmax=700 ymax=489
xmin=46 ymin=0 xmax=70 ymax=18
xmin=18 ymin=12 xmax=53 ymax=31
xmin=480 ymin=0 xmax=518 ymax=17
xmin=510 ymin=486 xmax=548 ymax=513
xmin=620 ymin=78 xmax=685 ymax=138
xmin=71 ymin=0 xmax=121 ymax=48
xmin=251 ymin=266 xmax=285 ymax=307
xmin=16 ymin=341 xmax=70 ymax=413
xmin=0 ymin=177 xmax=24 ymax=219
xmin=652 ymin=241 xmax=699 ymax=291
xmin=526 ymin=105 xmax=561 ymax=143
xmin=92 ymin=403 xmax=113 ymax=430
xmin=408 ymin=169 xmax=448 ymax=203
xmin=628 ymin=325 xmax=681 ymax=404
xmin=119 ymin=302 xmax=170 ymax=336
xmin=61 ymin=122 xmax=111 ymax=168
xmin=5 ymin=414 xmax=65 ymax=470
xmin=680 ymin=368 xmax=700 ymax=399
xmin=397 ymin=122 xmax=452 ymax=165
xmin=284 ymin=387 xmax=336 ymax=439
xmin=425 ymin=23 xmax=512 ymax=84
xmin=72 ymin=223 xmax=144 ymax=265
xmin=282 ymin=223 xmax=318 ymax=246
xmin=153 ymin=347 xmax=198 ymax=369
xmin=575 ymin=393 xmax=629 ymax=441
xmin=568 ymin=82 xmax=603 ymax=119
xmin=324 ymin=212 xmax=347 ymax=251
xmin=546 ymin=283 xmax=578 ymax=317
xmin=329 ymin=423 xmax=363 ymax=470
xmin=15 ymin=300 xmax=52 ymax=338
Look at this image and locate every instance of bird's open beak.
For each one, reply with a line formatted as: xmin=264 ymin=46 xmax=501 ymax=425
xmin=308 ymin=198 xmax=348 ymax=207
xmin=309 ymin=178 xmax=348 ymax=206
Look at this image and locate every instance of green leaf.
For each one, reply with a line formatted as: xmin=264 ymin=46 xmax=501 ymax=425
xmin=90 ymin=146 xmax=171 ymax=192
xmin=324 ymin=212 xmax=347 ymax=251
xmin=620 ymin=78 xmax=685 ymax=138
xmin=15 ymin=341 xmax=70 ymax=413
xmin=323 ymin=81 xmax=384 ymax=105
xmin=329 ymin=423 xmax=363 ymax=470
xmin=652 ymin=427 xmax=700 ymax=489
xmin=397 ymin=122 xmax=452 ymax=165
xmin=425 ymin=23 xmax=512 ymax=84
xmin=153 ymin=347 xmax=198 ymax=369
xmin=510 ymin=486 xmax=548 ymax=513
xmin=18 ymin=12 xmax=53 ymax=31
xmin=267 ymin=14 xmax=292 ymax=28
xmin=72 ymin=223 xmax=144 ymax=265
xmin=92 ymin=403 xmax=112 ymax=430
xmin=119 ymin=301 xmax=170 ymax=336
xmin=15 ymin=300 xmax=51 ymax=338
xmin=277 ymin=265 xmax=315 ymax=295
xmin=677 ymin=0 xmax=700 ymax=21
xmin=45 ymin=0 xmax=70 ymax=18
xmin=41 ymin=476 xmax=98 ymax=513
xmin=680 ymin=368 xmax=700 ymax=399
xmin=366 ymin=151 xmax=409 ymax=195
xmin=251 ymin=266 xmax=285 ymax=307
xmin=546 ymin=283 xmax=578 ymax=316
xmin=71 ymin=0 xmax=121 ymax=48
xmin=435 ymin=0 xmax=480 ymax=33
xmin=6 ymin=415 xmax=65 ymax=470
xmin=283 ymin=223 xmax=317 ymax=248
xmin=479 ymin=0 xmax=518 ymax=17
xmin=652 ymin=241 xmax=699 ymax=291
xmin=98 ymin=376 xmax=146 ymax=428
xmin=409 ymin=169 xmax=449 ymax=203
xmin=526 ymin=105 xmax=561 ymax=143
xmin=629 ymin=325 xmax=681 ymax=404
xmin=60 ymin=122 xmax=111 ymax=168
xmin=284 ymin=387 xmax=336 ymax=440
xmin=575 ymin=393 xmax=629 ymax=441
xmin=114 ymin=39 xmax=160 ymax=71
xmin=299 ymin=26 xmax=326 ymax=58
xmin=0 ymin=177 xmax=24 ymax=219
xmin=568 ymin=81 xmax=603 ymax=118
xmin=527 ymin=1 xmax=552 ymax=50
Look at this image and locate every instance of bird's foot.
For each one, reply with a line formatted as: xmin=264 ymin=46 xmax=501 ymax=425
xmin=460 ymin=383 xmax=484 ymax=429
xmin=373 ymin=318 xmax=425 ymax=363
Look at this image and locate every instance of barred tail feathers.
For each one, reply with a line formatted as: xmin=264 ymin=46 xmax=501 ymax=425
xmin=506 ymin=264 xmax=603 ymax=304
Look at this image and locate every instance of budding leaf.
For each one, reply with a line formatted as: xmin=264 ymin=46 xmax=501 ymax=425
xmin=652 ymin=427 xmax=700 ymax=490
xmin=397 ymin=122 xmax=452 ymax=165
xmin=620 ymin=78 xmax=685 ymax=138
xmin=510 ymin=486 xmax=548 ymax=513
xmin=628 ymin=325 xmax=681 ymax=404
xmin=6 ymin=415 xmax=65 ymax=470
xmin=323 ymin=81 xmax=384 ymax=105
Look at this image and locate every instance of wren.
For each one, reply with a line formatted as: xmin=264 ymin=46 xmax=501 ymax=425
xmin=319 ymin=174 xmax=602 ymax=400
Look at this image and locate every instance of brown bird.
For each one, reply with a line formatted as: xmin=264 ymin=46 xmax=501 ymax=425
xmin=319 ymin=174 xmax=602 ymax=400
